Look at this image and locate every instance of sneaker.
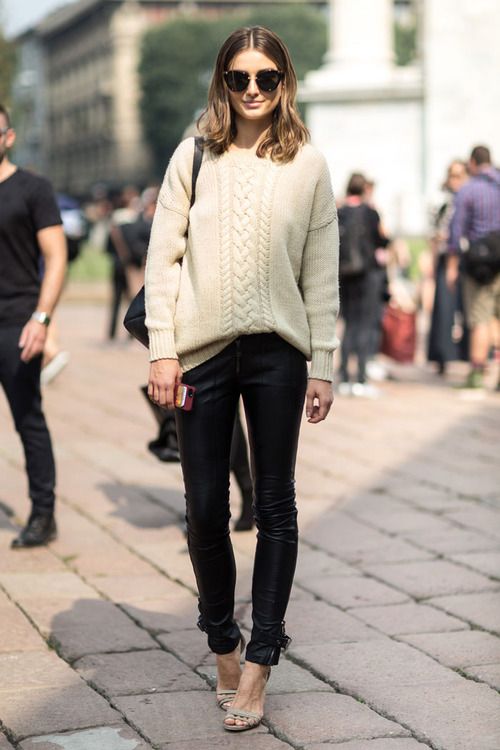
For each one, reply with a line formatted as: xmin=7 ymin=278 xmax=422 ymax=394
xmin=351 ymin=382 xmax=380 ymax=399
xmin=337 ymin=381 xmax=352 ymax=396
xmin=366 ymin=361 xmax=388 ymax=381
xmin=41 ymin=351 xmax=70 ymax=385
xmin=463 ymin=370 xmax=484 ymax=389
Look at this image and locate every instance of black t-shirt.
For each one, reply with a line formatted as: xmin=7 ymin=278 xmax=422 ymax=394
xmin=0 ymin=168 xmax=62 ymax=326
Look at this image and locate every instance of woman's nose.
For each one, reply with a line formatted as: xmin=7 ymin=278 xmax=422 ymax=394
xmin=247 ymin=77 xmax=259 ymax=95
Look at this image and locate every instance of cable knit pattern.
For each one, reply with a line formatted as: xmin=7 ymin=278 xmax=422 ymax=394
xmin=257 ymin=163 xmax=279 ymax=330
xmin=232 ymin=160 xmax=260 ymax=331
xmin=145 ymin=137 xmax=339 ymax=381
xmin=217 ymin=159 xmax=234 ymax=338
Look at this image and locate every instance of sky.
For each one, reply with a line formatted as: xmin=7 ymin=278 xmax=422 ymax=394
xmin=2 ymin=0 xmax=71 ymax=37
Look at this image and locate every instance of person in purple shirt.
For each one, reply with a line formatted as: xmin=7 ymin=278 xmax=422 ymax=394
xmin=447 ymin=145 xmax=500 ymax=388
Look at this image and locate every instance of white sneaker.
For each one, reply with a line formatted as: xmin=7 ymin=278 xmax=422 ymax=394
xmin=41 ymin=351 xmax=70 ymax=385
xmin=366 ymin=361 xmax=388 ymax=381
xmin=351 ymin=382 xmax=380 ymax=399
xmin=337 ymin=381 xmax=352 ymax=396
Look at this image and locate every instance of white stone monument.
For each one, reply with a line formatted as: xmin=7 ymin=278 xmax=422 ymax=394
xmin=301 ymin=0 xmax=500 ymax=235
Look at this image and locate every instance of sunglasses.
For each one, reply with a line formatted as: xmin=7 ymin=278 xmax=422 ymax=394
xmin=224 ymin=69 xmax=284 ymax=93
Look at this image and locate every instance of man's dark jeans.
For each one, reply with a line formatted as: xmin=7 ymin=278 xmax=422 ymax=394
xmin=0 ymin=326 xmax=56 ymax=514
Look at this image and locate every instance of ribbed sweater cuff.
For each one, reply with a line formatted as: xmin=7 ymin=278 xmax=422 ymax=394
xmin=309 ymin=349 xmax=333 ymax=382
xmin=148 ymin=329 xmax=178 ymax=362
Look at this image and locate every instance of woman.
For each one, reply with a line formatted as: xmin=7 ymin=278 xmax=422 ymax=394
xmin=427 ymin=160 xmax=469 ymax=374
xmin=145 ymin=26 xmax=339 ymax=732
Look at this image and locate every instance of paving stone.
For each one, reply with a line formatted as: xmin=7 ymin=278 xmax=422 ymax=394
xmin=114 ymin=691 xmax=267 ymax=743
xmin=364 ymin=560 xmax=498 ymax=599
xmin=0 ymin=594 xmax=47 ymax=652
xmin=429 ymin=591 xmax=500 ymax=634
xmin=464 ymin=663 xmax=500 ymax=691
xmin=75 ymin=650 xmax=208 ymax=696
xmin=293 ymin=640 xmax=500 ymax=750
xmin=346 ymin=502 xmax=454 ymax=536
xmin=39 ymin=598 xmax=158 ymax=660
xmin=87 ymin=575 xmax=183 ymax=602
xmin=293 ymin=639 xmax=458 ymax=690
xmin=351 ymin=602 xmax=469 ymax=636
xmin=447 ymin=506 xmax=500 ymax=541
xmin=250 ymin=599 xmax=384 ymax=648
xmin=198 ymin=656 xmax=331 ymax=695
xmin=302 ymin=514 xmax=432 ymax=564
xmin=266 ymin=693 xmax=408 ymax=745
xmin=295 ymin=545 xmax=359 ymax=581
xmin=0 ymin=685 xmax=120 ymax=741
xmin=450 ymin=551 xmax=500 ymax=579
xmin=0 ymin=572 xmax=99 ymax=601
xmin=305 ymin=740 xmax=432 ymax=750
xmin=300 ymin=575 xmax=409 ymax=609
xmin=402 ymin=527 xmax=500 ymax=556
xmin=158 ymin=737 xmax=289 ymax=750
xmin=157 ymin=629 xmax=212 ymax=668
xmin=399 ymin=631 xmax=500 ymax=667
xmin=0 ymin=651 xmax=81 ymax=691
xmin=19 ymin=725 xmax=152 ymax=749
xmin=121 ymin=596 xmax=198 ymax=634
xmin=0 ymin=546 xmax=66 ymax=573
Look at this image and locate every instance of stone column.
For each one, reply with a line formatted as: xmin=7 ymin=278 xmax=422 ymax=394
xmin=325 ymin=0 xmax=394 ymax=80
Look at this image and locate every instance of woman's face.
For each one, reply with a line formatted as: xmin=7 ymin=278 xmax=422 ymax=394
xmin=225 ymin=48 xmax=282 ymax=126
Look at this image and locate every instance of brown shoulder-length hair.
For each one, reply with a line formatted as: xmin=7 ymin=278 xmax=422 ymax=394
xmin=198 ymin=26 xmax=309 ymax=163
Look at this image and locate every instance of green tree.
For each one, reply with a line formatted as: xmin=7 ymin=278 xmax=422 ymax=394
xmin=244 ymin=5 xmax=327 ymax=81
xmin=394 ymin=21 xmax=417 ymax=66
xmin=139 ymin=5 xmax=327 ymax=173
xmin=0 ymin=24 xmax=15 ymax=104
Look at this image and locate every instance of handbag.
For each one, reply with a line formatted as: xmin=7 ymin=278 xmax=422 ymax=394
xmin=463 ymin=230 xmax=500 ymax=285
xmin=381 ymin=304 xmax=416 ymax=363
xmin=123 ymin=136 xmax=204 ymax=347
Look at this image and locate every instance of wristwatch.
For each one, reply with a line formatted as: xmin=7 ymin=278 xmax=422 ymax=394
xmin=31 ymin=311 xmax=51 ymax=326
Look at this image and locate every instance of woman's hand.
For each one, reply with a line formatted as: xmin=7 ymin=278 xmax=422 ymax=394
xmin=148 ymin=358 xmax=182 ymax=410
xmin=306 ymin=379 xmax=334 ymax=424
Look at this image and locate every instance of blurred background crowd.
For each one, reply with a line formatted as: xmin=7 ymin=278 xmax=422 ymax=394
xmin=0 ymin=0 xmax=499 ymax=397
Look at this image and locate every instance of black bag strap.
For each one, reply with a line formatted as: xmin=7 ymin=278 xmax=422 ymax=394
xmin=190 ymin=136 xmax=204 ymax=209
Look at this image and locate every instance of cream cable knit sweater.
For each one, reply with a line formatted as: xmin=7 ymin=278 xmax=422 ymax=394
xmin=145 ymin=137 xmax=339 ymax=381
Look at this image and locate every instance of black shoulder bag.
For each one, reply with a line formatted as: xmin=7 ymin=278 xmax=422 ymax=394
xmin=123 ymin=137 xmax=204 ymax=347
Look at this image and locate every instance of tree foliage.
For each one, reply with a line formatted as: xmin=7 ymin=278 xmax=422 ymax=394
xmin=0 ymin=24 xmax=15 ymax=104
xmin=394 ymin=21 xmax=417 ymax=66
xmin=139 ymin=5 xmax=327 ymax=172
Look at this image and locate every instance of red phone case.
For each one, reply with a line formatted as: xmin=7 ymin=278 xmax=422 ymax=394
xmin=174 ymin=383 xmax=196 ymax=411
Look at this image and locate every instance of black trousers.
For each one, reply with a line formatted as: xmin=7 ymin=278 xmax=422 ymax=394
xmin=175 ymin=333 xmax=307 ymax=665
xmin=0 ymin=326 xmax=56 ymax=514
xmin=340 ymin=271 xmax=381 ymax=383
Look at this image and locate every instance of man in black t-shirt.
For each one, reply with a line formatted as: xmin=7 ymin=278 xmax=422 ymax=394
xmin=0 ymin=104 xmax=67 ymax=548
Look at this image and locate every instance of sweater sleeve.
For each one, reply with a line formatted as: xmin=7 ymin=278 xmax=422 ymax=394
xmin=299 ymin=157 xmax=340 ymax=381
xmin=145 ymin=138 xmax=195 ymax=361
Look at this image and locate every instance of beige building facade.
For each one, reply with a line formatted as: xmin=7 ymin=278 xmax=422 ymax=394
xmin=15 ymin=0 xmax=327 ymax=194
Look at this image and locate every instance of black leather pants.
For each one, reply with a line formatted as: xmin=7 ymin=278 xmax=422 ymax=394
xmin=175 ymin=333 xmax=307 ymax=665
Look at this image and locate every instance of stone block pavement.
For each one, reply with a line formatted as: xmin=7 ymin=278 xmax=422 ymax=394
xmin=0 ymin=297 xmax=499 ymax=750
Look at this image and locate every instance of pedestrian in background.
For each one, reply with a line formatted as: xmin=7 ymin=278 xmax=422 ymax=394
xmin=0 ymin=104 xmax=67 ymax=548
xmin=427 ymin=160 xmax=469 ymax=375
xmin=107 ymin=186 xmax=140 ymax=340
xmin=447 ymin=145 xmax=500 ymax=389
xmin=145 ymin=26 xmax=338 ymax=732
xmin=338 ymin=172 xmax=389 ymax=397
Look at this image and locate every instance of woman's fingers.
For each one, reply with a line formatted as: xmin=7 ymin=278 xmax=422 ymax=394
xmin=306 ymin=380 xmax=334 ymax=423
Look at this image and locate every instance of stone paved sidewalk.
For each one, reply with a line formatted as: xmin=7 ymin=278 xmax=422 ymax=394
xmin=0 ymin=298 xmax=499 ymax=750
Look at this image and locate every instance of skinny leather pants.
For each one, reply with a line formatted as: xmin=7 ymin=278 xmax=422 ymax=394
xmin=175 ymin=333 xmax=307 ymax=665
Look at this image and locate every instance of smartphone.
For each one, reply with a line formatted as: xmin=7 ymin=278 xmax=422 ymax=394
xmin=174 ymin=383 xmax=196 ymax=411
